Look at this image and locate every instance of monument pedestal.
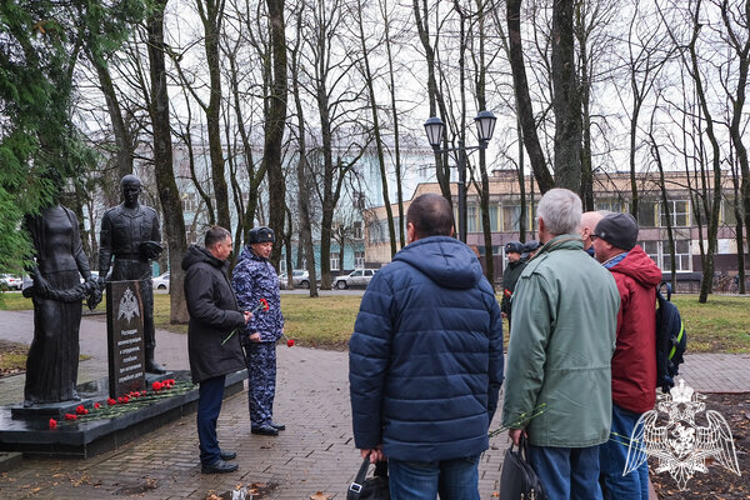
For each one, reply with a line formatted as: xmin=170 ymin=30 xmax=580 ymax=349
xmin=0 ymin=369 xmax=246 ymax=458
xmin=11 ymin=399 xmax=94 ymax=419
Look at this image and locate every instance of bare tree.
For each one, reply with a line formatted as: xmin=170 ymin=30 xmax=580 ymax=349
xmin=507 ymin=0 xmax=554 ymax=192
xmin=264 ymin=0 xmax=289 ymax=266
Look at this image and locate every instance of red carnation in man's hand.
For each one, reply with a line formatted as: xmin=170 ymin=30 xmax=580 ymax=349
xmin=260 ymin=298 xmax=270 ymax=311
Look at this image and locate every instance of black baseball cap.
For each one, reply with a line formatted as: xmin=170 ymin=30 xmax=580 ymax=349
xmin=593 ymin=213 xmax=638 ymax=251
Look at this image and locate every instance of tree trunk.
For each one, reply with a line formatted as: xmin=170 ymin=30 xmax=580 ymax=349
xmin=551 ymin=0 xmax=582 ymax=192
xmin=147 ymin=0 xmax=189 ymax=323
xmin=413 ymin=0 xmax=452 ymax=203
xmin=195 ymin=0 xmax=231 ymax=230
xmin=507 ymin=0 xmax=553 ymax=192
xmin=292 ymin=8 xmax=318 ymax=297
xmin=264 ymin=0 xmax=288 ymax=268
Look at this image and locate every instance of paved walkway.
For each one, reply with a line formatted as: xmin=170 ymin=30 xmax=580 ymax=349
xmin=0 ymin=310 xmax=748 ymax=499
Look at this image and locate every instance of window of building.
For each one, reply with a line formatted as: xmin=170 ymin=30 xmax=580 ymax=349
xmin=662 ymin=239 xmax=691 ymax=272
xmin=502 ymin=205 xmax=521 ymax=232
xmin=355 ymin=251 xmax=365 ymax=268
xmin=353 ymin=221 xmax=363 ymax=239
xmin=722 ymin=197 xmax=739 ymax=227
xmin=637 ymin=201 xmax=658 ymax=228
xmin=596 ymin=199 xmax=627 ymax=214
xmin=639 ymin=239 xmax=691 ymax=272
xmin=489 ymin=206 xmax=499 ymax=232
xmin=660 ymin=200 xmax=690 ymax=227
xmin=182 ymin=192 xmax=198 ymax=212
xmin=368 ymin=221 xmax=385 ymax=244
xmin=467 ymin=205 xmax=479 ymax=233
xmin=331 ymin=252 xmax=340 ymax=271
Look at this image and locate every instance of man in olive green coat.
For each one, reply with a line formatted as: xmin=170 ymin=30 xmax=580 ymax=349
xmin=502 ymin=189 xmax=619 ymax=500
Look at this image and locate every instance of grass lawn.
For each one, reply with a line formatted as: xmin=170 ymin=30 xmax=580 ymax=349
xmin=2 ymin=291 xmax=750 ymax=353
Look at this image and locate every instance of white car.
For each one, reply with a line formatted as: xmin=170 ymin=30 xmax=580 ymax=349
xmin=333 ymin=269 xmax=378 ymax=290
xmin=0 ymin=274 xmax=22 ymax=290
xmin=152 ymin=272 xmax=170 ymax=292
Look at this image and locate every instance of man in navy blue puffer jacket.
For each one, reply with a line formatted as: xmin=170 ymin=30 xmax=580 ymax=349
xmin=349 ymin=193 xmax=504 ymax=500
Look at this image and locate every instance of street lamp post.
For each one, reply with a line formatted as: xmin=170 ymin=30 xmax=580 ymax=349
xmin=424 ymin=111 xmax=497 ymax=242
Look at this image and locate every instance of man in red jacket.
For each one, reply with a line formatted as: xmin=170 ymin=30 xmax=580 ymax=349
xmin=592 ymin=213 xmax=662 ymax=499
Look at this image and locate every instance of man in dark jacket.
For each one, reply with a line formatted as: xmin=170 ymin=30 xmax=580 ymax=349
xmin=183 ymin=226 xmax=251 ymax=474
xmin=593 ymin=213 xmax=662 ymax=499
xmin=501 ymin=241 xmax=525 ymax=325
xmin=349 ymin=193 xmax=504 ymax=499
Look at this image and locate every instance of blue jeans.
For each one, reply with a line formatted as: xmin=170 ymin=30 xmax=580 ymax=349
xmin=528 ymin=445 xmax=603 ymax=500
xmin=197 ymin=375 xmax=226 ymax=465
xmin=388 ymin=455 xmax=480 ymax=499
xmin=599 ymin=404 xmax=649 ymax=499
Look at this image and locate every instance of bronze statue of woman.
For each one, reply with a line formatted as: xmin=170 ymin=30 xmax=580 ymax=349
xmin=23 ymin=204 xmax=100 ymax=407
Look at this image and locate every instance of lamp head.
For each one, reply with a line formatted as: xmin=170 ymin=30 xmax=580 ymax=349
xmin=474 ymin=110 xmax=497 ymax=144
xmin=424 ymin=116 xmax=445 ymax=149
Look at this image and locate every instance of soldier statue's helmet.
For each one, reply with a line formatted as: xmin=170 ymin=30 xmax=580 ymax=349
xmin=523 ymin=240 xmax=541 ymax=253
xmin=504 ymin=241 xmax=524 ymax=254
xmin=249 ymin=226 xmax=276 ymax=244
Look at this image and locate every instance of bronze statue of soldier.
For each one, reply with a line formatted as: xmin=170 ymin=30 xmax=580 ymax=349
xmin=99 ymin=174 xmax=166 ymax=374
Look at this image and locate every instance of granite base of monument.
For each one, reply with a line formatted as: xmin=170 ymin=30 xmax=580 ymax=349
xmin=10 ymin=399 xmax=94 ymax=419
xmin=0 ymin=370 xmax=246 ymax=459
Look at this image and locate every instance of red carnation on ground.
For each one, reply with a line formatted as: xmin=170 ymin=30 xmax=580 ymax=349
xmin=64 ymin=413 xmax=77 ymax=421
xmin=287 ymin=338 xmax=295 ymax=347
xmin=152 ymin=381 xmax=163 ymax=391
xmin=107 ymin=398 xmax=117 ymax=406
xmin=141 ymin=391 xmax=147 ymax=396
xmin=76 ymin=404 xmax=86 ymax=415
xmin=94 ymin=402 xmax=101 ymax=410
xmin=49 ymin=418 xmax=57 ymax=429
xmin=122 ymin=395 xmax=130 ymax=403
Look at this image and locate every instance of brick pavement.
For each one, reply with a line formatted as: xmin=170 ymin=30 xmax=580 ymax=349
xmin=1 ymin=310 xmax=749 ymax=499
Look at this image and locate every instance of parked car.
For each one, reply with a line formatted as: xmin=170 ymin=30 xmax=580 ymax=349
xmin=278 ymin=270 xmax=319 ymax=289
xmin=0 ymin=274 xmax=22 ymax=291
xmin=333 ymin=269 xmax=378 ymax=290
xmin=152 ymin=272 xmax=170 ymax=292
xmin=292 ymin=270 xmax=311 ymax=289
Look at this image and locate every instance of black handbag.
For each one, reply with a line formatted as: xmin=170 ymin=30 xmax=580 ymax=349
xmin=499 ymin=435 xmax=546 ymax=500
xmin=347 ymin=457 xmax=390 ymax=500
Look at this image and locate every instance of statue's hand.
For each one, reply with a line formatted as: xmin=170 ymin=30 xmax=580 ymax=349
xmin=33 ymin=273 xmax=52 ymax=296
xmin=139 ymin=241 xmax=164 ymax=259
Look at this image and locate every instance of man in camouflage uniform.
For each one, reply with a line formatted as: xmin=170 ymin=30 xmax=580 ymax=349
xmin=231 ymin=226 xmax=285 ymax=436
xmin=99 ymin=174 xmax=166 ymax=374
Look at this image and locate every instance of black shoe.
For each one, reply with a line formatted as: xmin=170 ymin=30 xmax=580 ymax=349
xmin=270 ymin=422 xmax=285 ymax=431
xmin=146 ymin=359 xmax=167 ymax=374
xmin=220 ymin=450 xmax=237 ymax=461
xmin=251 ymin=424 xmax=279 ymax=436
xmin=201 ymin=459 xmax=238 ymax=474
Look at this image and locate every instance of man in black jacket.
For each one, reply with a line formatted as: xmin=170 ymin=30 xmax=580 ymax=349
xmin=183 ymin=226 xmax=251 ymax=474
xmin=501 ymin=241 xmax=526 ymax=326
